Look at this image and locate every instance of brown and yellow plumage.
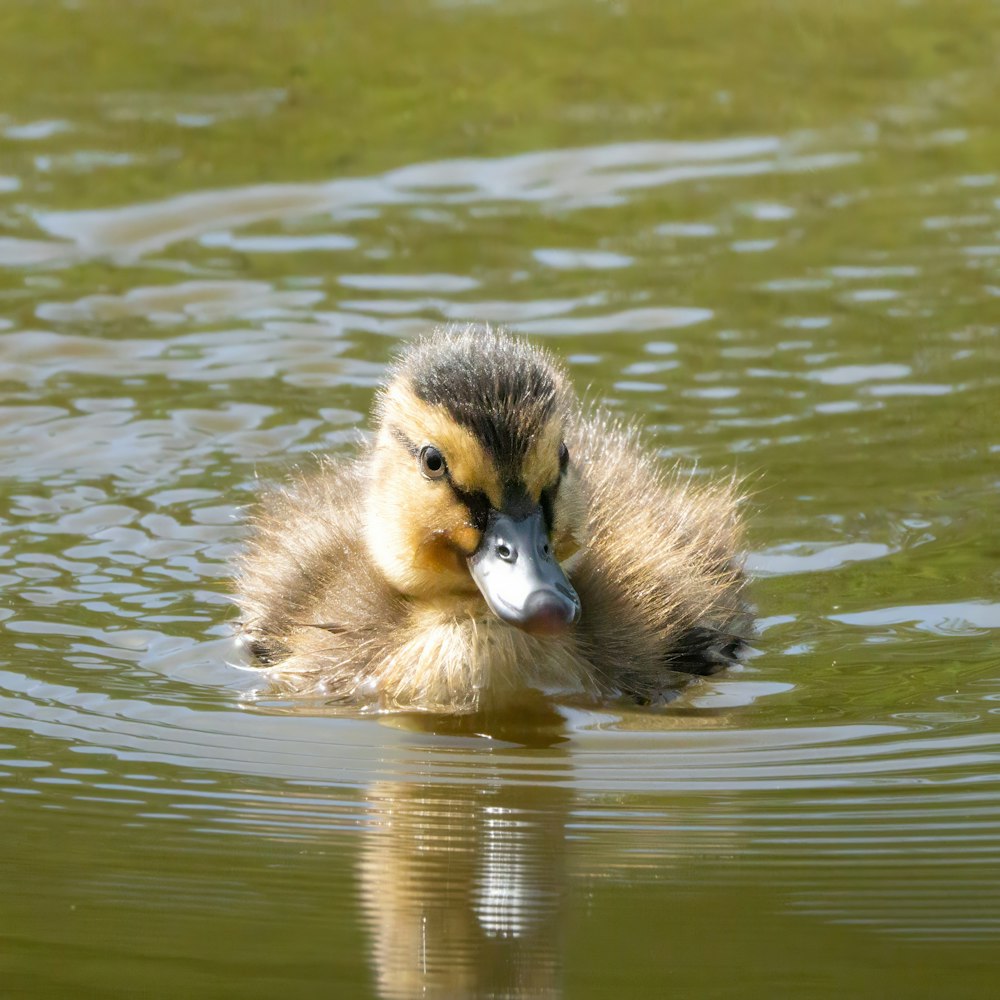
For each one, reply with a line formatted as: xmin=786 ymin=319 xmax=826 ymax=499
xmin=234 ymin=324 xmax=751 ymax=712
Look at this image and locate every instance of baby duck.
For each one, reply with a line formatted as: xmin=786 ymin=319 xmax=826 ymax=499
xmin=235 ymin=324 xmax=750 ymax=712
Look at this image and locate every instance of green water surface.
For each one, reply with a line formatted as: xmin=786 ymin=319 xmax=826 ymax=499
xmin=1 ymin=1 xmax=999 ymax=997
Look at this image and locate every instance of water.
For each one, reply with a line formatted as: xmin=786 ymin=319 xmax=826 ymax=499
xmin=2 ymin=1 xmax=999 ymax=996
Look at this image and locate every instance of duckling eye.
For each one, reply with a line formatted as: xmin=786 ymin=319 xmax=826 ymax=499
xmin=558 ymin=441 xmax=569 ymax=473
xmin=419 ymin=445 xmax=447 ymax=480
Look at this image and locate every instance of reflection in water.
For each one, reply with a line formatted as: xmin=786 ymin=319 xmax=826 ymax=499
xmin=360 ymin=777 xmax=569 ymax=999
xmin=3 ymin=659 xmax=1000 ymax=995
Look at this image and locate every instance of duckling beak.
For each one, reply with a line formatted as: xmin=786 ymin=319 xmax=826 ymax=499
xmin=467 ymin=507 xmax=581 ymax=637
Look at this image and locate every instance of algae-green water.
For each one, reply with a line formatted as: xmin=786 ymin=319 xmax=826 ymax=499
xmin=2 ymin=1 xmax=999 ymax=996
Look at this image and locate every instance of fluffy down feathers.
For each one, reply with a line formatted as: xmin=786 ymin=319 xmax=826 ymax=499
xmin=234 ymin=325 xmax=751 ymax=711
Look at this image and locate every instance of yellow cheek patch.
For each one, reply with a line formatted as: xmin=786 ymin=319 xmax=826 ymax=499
xmin=554 ymin=532 xmax=580 ymax=562
xmin=412 ymin=528 xmax=481 ymax=582
xmin=391 ymin=481 xmax=477 ymax=578
xmin=449 ymin=525 xmax=481 ymax=556
xmin=413 ymin=537 xmax=465 ymax=576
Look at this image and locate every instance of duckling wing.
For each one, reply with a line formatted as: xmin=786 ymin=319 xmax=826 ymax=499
xmin=567 ymin=412 xmax=751 ymax=698
xmin=234 ymin=456 xmax=407 ymax=695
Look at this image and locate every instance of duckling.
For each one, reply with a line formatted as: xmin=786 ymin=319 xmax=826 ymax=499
xmin=235 ymin=324 xmax=750 ymax=712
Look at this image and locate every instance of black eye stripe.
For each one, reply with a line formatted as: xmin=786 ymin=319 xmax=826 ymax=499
xmin=540 ymin=479 xmax=560 ymax=532
xmin=390 ymin=423 xmax=564 ymax=533
xmin=390 ymin=425 xmax=419 ymax=458
xmin=449 ymin=483 xmax=491 ymax=532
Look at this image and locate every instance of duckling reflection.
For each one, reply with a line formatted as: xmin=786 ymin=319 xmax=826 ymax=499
xmin=359 ymin=773 xmax=571 ymax=999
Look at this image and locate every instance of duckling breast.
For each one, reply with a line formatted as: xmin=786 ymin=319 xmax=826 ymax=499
xmin=373 ymin=605 xmax=602 ymax=712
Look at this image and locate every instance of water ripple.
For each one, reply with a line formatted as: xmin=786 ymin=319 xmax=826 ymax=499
xmin=29 ymin=136 xmax=858 ymax=263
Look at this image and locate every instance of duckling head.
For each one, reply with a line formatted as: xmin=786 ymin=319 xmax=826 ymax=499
xmin=364 ymin=325 xmax=585 ymax=636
